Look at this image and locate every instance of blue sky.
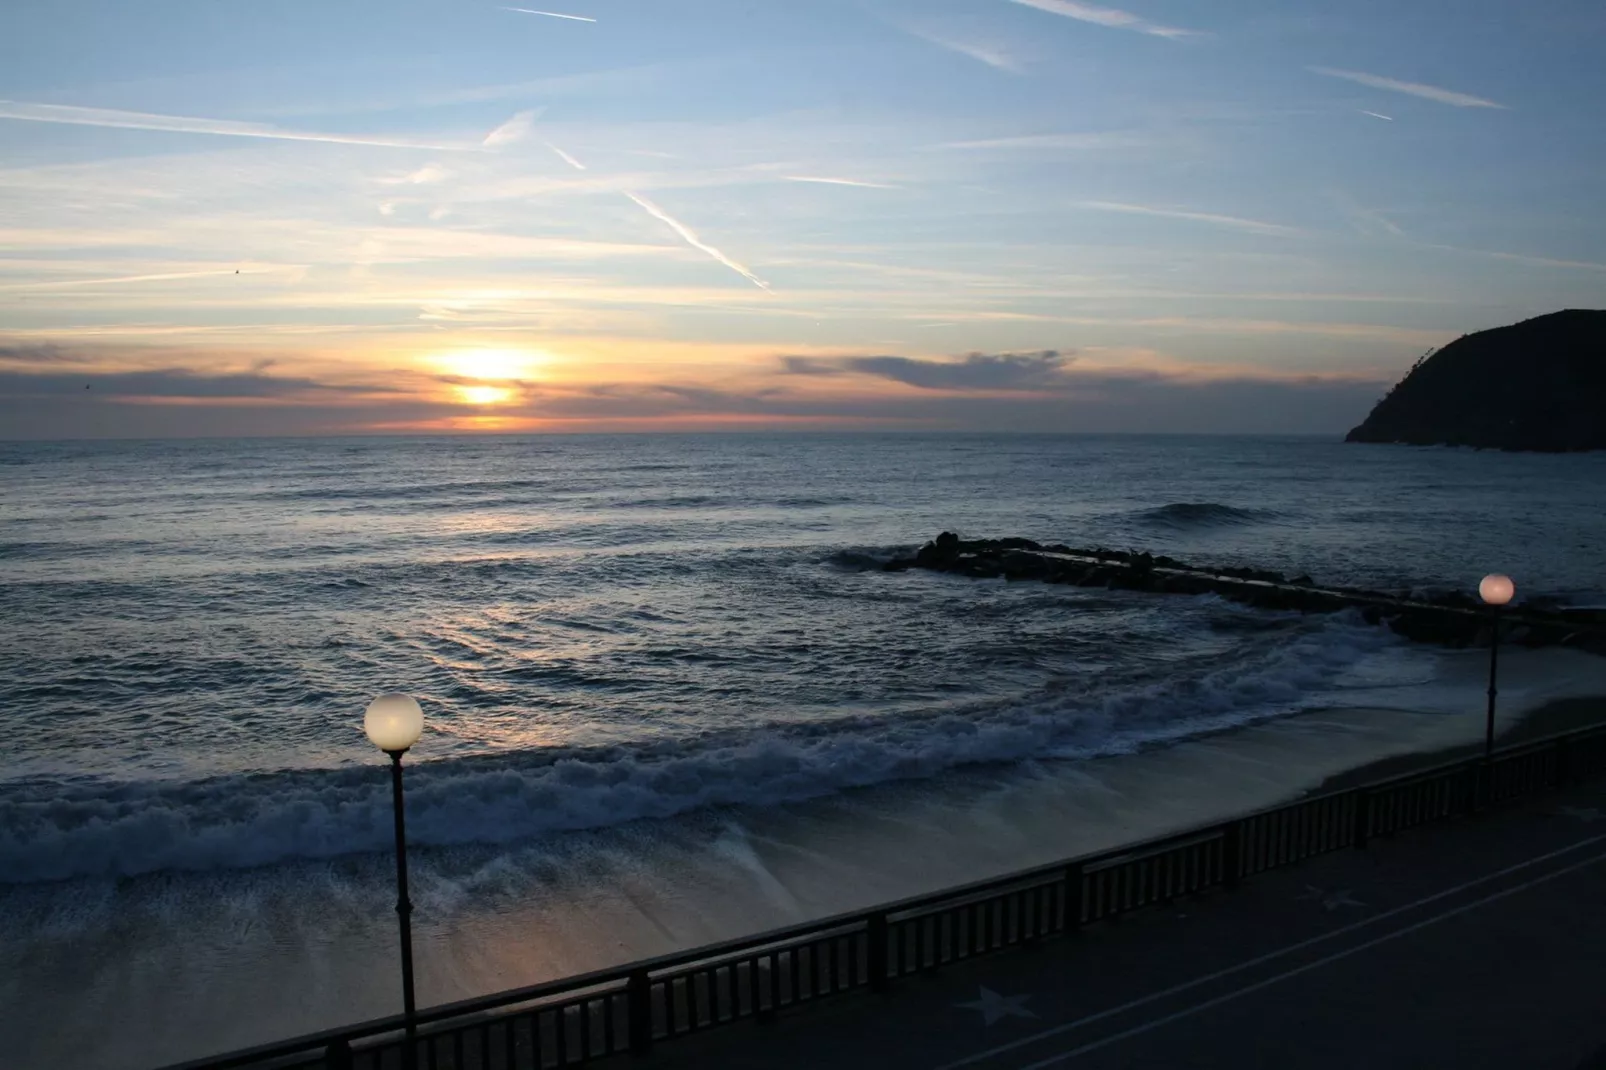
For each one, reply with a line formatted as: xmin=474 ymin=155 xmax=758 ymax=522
xmin=1 ymin=0 xmax=1602 ymax=436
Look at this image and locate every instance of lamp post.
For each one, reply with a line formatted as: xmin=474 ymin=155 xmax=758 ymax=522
xmin=364 ymin=693 xmax=425 ymax=1066
xmin=1478 ymin=574 xmax=1515 ymax=760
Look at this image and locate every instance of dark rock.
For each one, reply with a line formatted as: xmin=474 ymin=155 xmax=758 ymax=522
xmin=1346 ymin=309 xmax=1606 ymax=452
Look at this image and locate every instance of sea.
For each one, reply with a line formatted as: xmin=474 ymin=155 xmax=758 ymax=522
xmin=2 ymin=433 xmax=1604 ymax=1069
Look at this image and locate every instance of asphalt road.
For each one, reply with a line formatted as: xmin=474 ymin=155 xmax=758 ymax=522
xmin=607 ymin=779 xmax=1606 ymax=1070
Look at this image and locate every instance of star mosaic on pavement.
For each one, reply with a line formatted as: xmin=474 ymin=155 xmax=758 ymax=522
xmin=955 ymin=986 xmax=1038 ymax=1026
xmin=1297 ymin=884 xmax=1366 ymax=911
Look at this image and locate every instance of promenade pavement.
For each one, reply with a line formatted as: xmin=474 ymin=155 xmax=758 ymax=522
xmin=607 ymin=778 xmax=1606 ymax=1070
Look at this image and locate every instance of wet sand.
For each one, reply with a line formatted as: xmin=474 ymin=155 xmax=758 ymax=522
xmin=1315 ymin=695 xmax=1606 ymax=794
xmin=10 ymin=649 xmax=1606 ymax=1070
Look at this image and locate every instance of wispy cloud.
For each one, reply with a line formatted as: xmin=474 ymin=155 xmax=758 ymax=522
xmin=500 ymin=7 xmax=597 ymax=22
xmin=621 ymin=192 xmax=771 ymax=291
xmin=1082 ymin=201 xmax=1301 ymax=237
xmin=482 ymin=109 xmax=540 ymax=148
xmin=0 ymin=267 xmax=293 ymax=293
xmin=1360 ymin=110 xmax=1394 ymax=121
xmin=902 ymin=25 xmax=1025 ymax=73
xmin=0 ymin=100 xmax=479 ymax=150
xmin=1308 ymin=68 xmax=1507 ymax=109
xmin=380 ymin=164 xmax=452 ymax=185
xmin=784 ymin=176 xmax=899 ymax=189
xmin=1426 ymin=245 xmax=1606 ymax=273
xmin=1008 ymin=0 xmax=1202 ymax=40
xmin=934 ymin=132 xmax=1143 ymax=150
xmin=1330 ymin=190 xmax=1403 ymax=238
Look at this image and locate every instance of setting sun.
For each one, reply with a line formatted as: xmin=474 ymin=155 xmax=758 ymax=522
xmin=455 ymin=384 xmax=514 ymax=406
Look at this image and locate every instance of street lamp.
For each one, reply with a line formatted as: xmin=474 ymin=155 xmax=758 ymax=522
xmin=1478 ymin=574 xmax=1515 ymax=760
xmin=364 ymin=693 xmax=425 ymax=1064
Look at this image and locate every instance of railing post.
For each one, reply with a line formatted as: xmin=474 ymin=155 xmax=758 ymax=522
xmin=867 ymin=913 xmax=890 ymax=992
xmin=1353 ymin=791 xmax=1371 ymax=850
xmin=1064 ymin=864 xmax=1084 ymax=931
xmin=1555 ymin=736 xmax=1570 ymax=787
xmin=324 ymin=1038 xmax=353 ymax=1070
xmin=1221 ymin=821 xmax=1242 ymax=888
xmin=627 ymin=969 xmax=653 ymax=1056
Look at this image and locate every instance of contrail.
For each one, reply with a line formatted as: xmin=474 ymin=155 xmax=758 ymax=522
xmin=547 ymin=142 xmax=587 ymax=170
xmin=1009 ymin=0 xmax=1199 ymax=39
xmin=501 ymin=6 xmax=597 ymax=21
xmin=0 ymin=100 xmax=478 ymax=150
xmin=1309 ymin=67 xmax=1506 ymax=109
xmin=543 ymin=137 xmax=772 ymax=291
xmin=0 ymin=268 xmax=279 ymax=292
xmin=621 ymin=191 xmax=771 ymax=291
xmin=1360 ymin=110 xmax=1394 ymax=121
xmin=785 ymin=176 xmax=898 ymax=189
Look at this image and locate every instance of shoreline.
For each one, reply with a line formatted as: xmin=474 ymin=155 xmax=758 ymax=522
xmin=1313 ymin=694 xmax=1606 ymax=795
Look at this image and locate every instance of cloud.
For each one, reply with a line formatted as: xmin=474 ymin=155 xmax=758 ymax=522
xmin=1360 ymin=110 xmax=1394 ymax=121
xmin=0 ymin=366 xmax=375 ymax=400
xmin=620 ymin=191 xmax=771 ymax=292
xmin=782 ymin=350 xmax=1072 ymax=391
xmin=1008 ymin=0 xmax=1202 ymax=39
xmin=0 ymin=343 xmax=74 ymax=366
xmin=381 ymin=164 xmax=451 ymax=185
xmin=1424 ymin=245 xmax=1606 ymax=273
xmin=901 ymin=25 xmax=1025 ymax=73
xmin=0 ymin=100 xmax=480 ymax=150
xmin=933 ymin=132 xmax=1145 ymax=150
xmin=501 ymin=7 xmax=597 ymax=22
xmin=1081 ymin=201 xmax=1302 ymax=236
xmin=784 ymin=176 xmax=899 ymax=189
xmin=1308 ymin=68 xmax=1507 ymax=109
xmin=482 ymin=109 xmax=540 ymax=148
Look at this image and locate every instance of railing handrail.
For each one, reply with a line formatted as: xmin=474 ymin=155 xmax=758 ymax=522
xmin=154 ymin=716 xmax=1606 ymax=1070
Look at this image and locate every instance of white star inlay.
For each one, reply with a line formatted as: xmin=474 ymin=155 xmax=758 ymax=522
xmin=956 ymin=986 xmax=1037 ymax=1026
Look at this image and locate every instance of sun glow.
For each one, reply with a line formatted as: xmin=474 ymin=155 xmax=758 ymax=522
xmin=456 ymin=384 xmax=515 ymax=406
xmin=437 ymin=348 xmax=541 ymax=382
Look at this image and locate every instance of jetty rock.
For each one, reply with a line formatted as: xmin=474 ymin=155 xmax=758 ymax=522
xmin=884 ymin=533 xmax=1606 ymax=654
xmin=1345 ymin=309 xmax=1606 ymax=452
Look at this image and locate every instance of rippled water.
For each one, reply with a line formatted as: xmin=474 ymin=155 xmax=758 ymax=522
xmin=2 ymin=433 xmax=1604 ymax=1069
xmin=3 ymin=433 xmax=1604 ymax=883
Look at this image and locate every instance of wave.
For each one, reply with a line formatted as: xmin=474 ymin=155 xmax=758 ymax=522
xmin=1131 ymin=502 xmax=1277 ymax=530
xmin=0 ymin=614 xmax=1397 ymax=884
xmin=820 ymin=545 xmax=910 ymax=572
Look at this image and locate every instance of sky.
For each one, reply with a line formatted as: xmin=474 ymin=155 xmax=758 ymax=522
xmin=1 ymin=0 xmax=1603 ymax=438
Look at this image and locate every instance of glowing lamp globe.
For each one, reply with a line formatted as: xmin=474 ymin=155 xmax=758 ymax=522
xmin=364 ymin=693 xmax=424 ymax=752
xmin=1479 ymin=574 xmax=1515 ymax=607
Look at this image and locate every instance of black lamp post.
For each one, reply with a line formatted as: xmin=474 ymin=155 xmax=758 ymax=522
xmin=364 ymin=693 xmax=425 ymax=1068
xmin=1478 ymin=574 xmax=1515 ymax=760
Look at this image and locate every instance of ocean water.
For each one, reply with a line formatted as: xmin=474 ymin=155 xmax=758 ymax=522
xmin=2 ymin=433 xmax=1605 ymax=1068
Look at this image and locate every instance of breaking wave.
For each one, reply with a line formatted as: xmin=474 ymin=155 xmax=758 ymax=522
xmin=0 ymin=613 xmax=1395 ymax=884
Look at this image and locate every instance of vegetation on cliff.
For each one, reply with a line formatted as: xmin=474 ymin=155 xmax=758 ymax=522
xmin=1346 ymin=309 xmax=1605 ymax=452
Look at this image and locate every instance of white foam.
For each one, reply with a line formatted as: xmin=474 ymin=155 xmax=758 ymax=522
xmin=0 ymin=614 xmax=1406 ymax=884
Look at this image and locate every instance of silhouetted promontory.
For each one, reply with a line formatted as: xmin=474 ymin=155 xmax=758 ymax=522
xmin=1346 ymin=309 xmax=1606 ymax=452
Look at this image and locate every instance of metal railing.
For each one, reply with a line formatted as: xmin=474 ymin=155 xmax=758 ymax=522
xmin=159 ymin=720 xmax=1606 ymax=1070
